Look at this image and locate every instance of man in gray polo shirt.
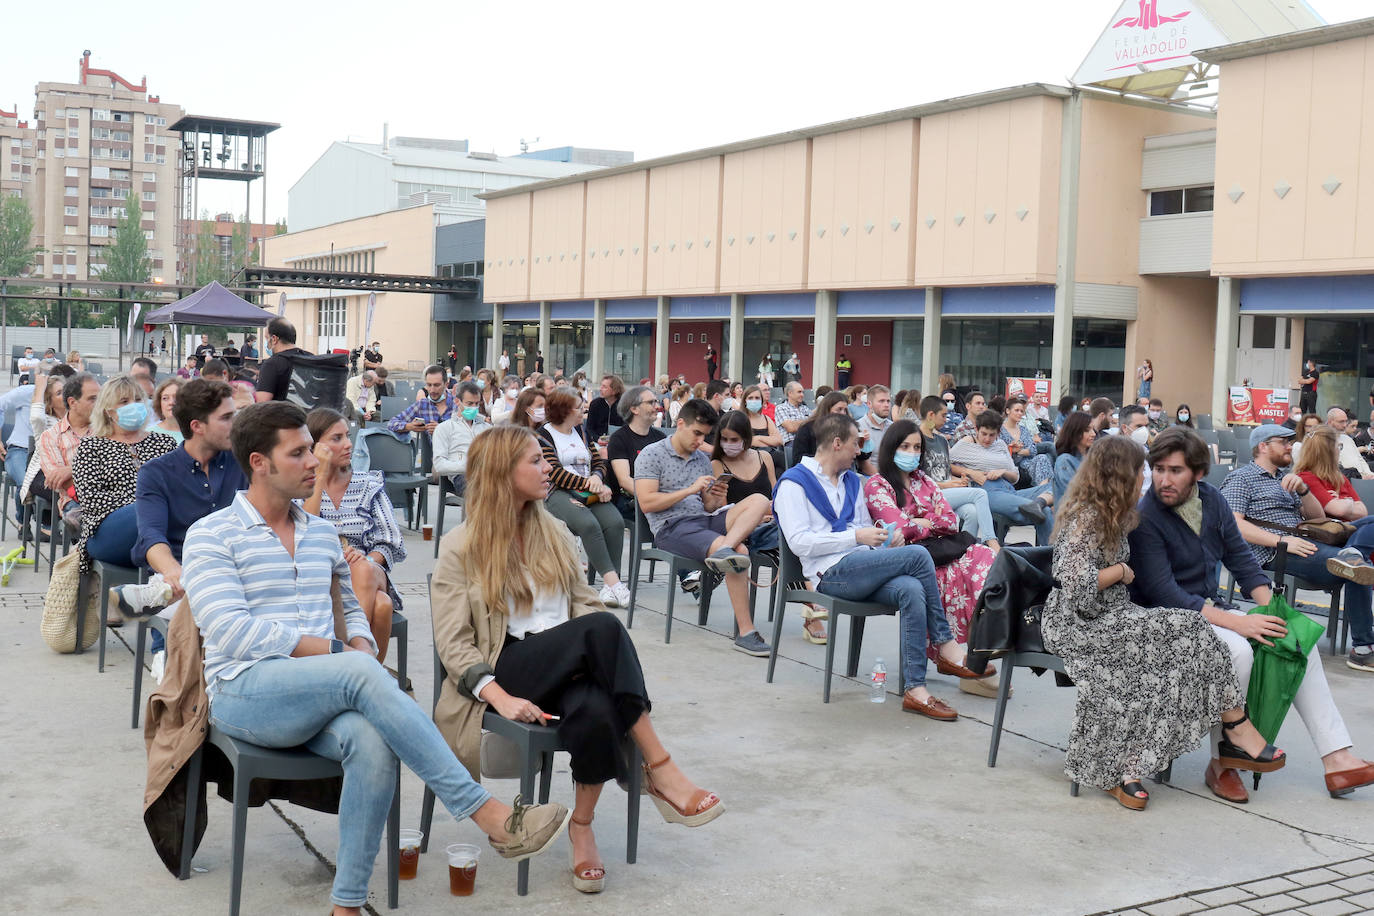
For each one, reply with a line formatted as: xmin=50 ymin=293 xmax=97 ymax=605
xmin=634 ymin=398 xmax=774 ymax=656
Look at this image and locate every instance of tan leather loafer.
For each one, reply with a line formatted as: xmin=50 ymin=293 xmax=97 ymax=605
xmin=1205 ymin=759 xmax=1249 ymax=804
xmin=901 ymin=692 xmax=958 ymax=721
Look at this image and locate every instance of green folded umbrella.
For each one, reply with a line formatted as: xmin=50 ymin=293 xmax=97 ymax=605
xmin=1245 ymin=593 xmax=1326 ymax=744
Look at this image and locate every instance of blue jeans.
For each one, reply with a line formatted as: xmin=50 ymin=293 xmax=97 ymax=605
xmin=86 ymin=503 xmax=140 ymax=566
xmin=980 ymin=479 xmax=1053 ymax=545
xmin=943 ymin=486 xmax=996 ymax=542
xmin=815 ymin=545 xmax=953 ymax=692
xmin=209 ymin=653 xmax=492 ymax=908
xmin=4 ymin=445 xmax=26 ymax=519
xmin=1269 ymin=525 xmax=1374 ymax=647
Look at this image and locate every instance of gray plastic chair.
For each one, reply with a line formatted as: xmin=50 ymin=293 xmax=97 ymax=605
xmin=766 ymin=533 xmax=900 ymax=702
xmin=417 ymin=576 xmax=640 ymax=896
xmin=626 ymin=502 xmax=715 ymax=641
xmin=378 ymin=395 xmax=409 ymax=421
xmin=367 ymin=435 xmax=429 ymax=529
xmin=84 ymin=560 xmax=140 ymax=672
xmin=431 ymin=475 xmax=464 ymax=558
xmin=180 ymin=726 xmax=400 ymax=915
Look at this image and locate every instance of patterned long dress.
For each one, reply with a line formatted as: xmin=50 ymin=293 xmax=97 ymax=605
xmin=1042 ymin=508 xmax=1242 ymax=790
xmin=999 ymin=424 xmax=1053 ymax=485
xmin=862 ymin=471 xmax=997 ymax=660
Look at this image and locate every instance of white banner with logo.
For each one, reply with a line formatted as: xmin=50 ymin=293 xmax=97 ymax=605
xmin=364 ymin=293 xmax=376 ymax=346
xmin=278 ymin=292 xmax=287 ymax=316
xmin=126 ymin=302 xmax=142 ymax=345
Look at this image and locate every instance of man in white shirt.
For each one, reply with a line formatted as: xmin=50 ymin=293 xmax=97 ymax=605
xmin=498 ymin=349 xmax=511 ymax=373
xmin=345 ymin=370 xmax=379 ymax=422
xmin=1326 ymin=407 xmax=1374 ymax=479
xmin=775 ymin=412 xmax=985 ymax=721
xmin=432 ymin=381 xmax=488 ymax=495
xmin=16 ymin=346 xmax=38 ymax=385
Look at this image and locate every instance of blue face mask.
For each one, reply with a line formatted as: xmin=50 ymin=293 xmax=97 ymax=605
xmin=115 ymin=400 xmax=149 ymax=431
xmin=475 ymin=379 xmax=486 ymax=390
xmin=461 ymin=406 xmax=480 ymax=421
xmin=894 ymin=451 xmax=921 ymax=472
xmin=745 ymin=399 xmax=762 ymax=413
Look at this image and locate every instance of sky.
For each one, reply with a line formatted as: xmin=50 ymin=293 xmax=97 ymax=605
xmin=4 ymin=0 xmax=1369 ymax=226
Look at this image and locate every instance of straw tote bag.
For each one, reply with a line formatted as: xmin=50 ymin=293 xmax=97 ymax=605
xmin=41 ymin=550 xmax=101 ymax=653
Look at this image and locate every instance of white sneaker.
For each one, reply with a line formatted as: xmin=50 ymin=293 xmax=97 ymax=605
xmin=150 ymin=650 xmax=167 ymax=685
xmin=611 ymin=582 xmax=632 ymax=608
xmin=598 ymin=585 xmax=622 ymax=608
xmin=111 ymin=574 xmax=173 ymax=620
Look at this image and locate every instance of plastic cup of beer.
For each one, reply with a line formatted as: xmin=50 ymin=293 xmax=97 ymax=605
xmin=445 ymin=843 xmax=480 ymax=896
xmin=398 ymin=828 xmax=423 ymax=879
xmin=422 ymin=523 xmax=434 ymax=541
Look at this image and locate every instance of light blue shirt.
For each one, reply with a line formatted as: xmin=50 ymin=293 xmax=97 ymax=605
xmin=0 ymin=384 xmax=36 ymax=449
xmin=183 ymin=491 xmax=375 ymax=697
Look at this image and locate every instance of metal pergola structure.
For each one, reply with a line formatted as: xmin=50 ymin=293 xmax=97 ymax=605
xmin=243 ymin=266 xmax=479 ymax=296
xmin=0 ymin=276 xmax=262 ymax=371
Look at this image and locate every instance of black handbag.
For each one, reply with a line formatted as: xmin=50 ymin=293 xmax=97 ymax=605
xmin=919 ymin=530 xmax=976 ymax=567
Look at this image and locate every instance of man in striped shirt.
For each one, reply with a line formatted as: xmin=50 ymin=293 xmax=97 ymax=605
xmin=182 ymin=402 xmax=568 ymax=913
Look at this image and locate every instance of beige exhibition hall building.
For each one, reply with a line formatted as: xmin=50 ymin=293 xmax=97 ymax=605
xmin=265 ymin=3 xmax=1374 ymax=422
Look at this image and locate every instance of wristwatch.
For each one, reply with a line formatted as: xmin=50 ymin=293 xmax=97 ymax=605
xmin=329 ymin=638 xmax=345 ymax=654
xmin=1297 ymin=484 xmax=1310 ymax=496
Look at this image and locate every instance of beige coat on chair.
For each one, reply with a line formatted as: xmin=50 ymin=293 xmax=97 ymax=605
xmin=430 ymin=523 xmax=602 ymax=780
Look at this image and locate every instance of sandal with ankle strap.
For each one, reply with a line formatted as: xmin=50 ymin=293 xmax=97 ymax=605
xmin=1106 ymin=780 xmax=1149 ymax=811
xmin=642 ymin=754 xmax=725 ymax=827
xmin=568 ymin=814 xmax=605 ymax=894
xmin=1219 ymin=712 xmax=1287 ymax=774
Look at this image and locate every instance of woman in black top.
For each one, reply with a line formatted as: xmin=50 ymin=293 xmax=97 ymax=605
xmin=710 ymin=410 xmax=777 ymax=504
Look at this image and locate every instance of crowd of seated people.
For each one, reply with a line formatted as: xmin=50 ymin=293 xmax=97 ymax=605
xmin=26 ymin=336 xmax=1374 ymax=912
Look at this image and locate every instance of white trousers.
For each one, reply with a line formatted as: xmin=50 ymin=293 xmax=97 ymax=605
xmin=1209 ymin=612 xmax=1352 ymax=759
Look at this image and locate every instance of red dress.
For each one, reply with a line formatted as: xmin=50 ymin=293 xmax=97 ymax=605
xmin=862 ymin=471 xmax=997 ymax=659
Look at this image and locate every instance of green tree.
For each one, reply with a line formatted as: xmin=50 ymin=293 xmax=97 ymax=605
xmin=193 ymin=217 xmax=221 ymax=287
xmin=0 ymin=197 xmax=44 ymax=325
xmin=0 ymin=196 xmax=40 ymax=276
xmin=101 ymin=192 xmax=151 ymax=284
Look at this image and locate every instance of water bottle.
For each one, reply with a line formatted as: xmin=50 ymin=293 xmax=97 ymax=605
xmin=869 ymin=658 xmax=887 ymax=703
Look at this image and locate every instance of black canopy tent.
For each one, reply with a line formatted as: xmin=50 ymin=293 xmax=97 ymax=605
xmin=141 ymin=281 xmax=271 ymax=369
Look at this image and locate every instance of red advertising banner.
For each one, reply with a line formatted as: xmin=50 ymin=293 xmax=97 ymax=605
xmin=1227 ymin=386 xmax=1289 ymax=425
xmin=1005 ymin=377 xmax=1053 ymax=410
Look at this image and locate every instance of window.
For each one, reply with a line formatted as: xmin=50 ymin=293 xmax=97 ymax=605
xmin=808 ymin=334 xmax=815 ymax=345
xmin=91 ymin=127 xmax=110 ymax=140
xmin=1148 ymin=185 xmax=1215 ymax=216
xmin=64 ymin=185 xmax=77 ymax=197
xmin=64 ymin=205 xmax=78 ymax=216
xmin=90 ymin=224 xmax=109 ymax=237
xmin=65 ymin=166 xmax=79 ymax=177
xmin=155 ymin=155 xmax=165 ymax=164
xmin=843 ymin=334 xmax=853 ymax=346
xmin=111 ymin=206 xmax=126 ymax=218
xmin=112 ymin=187 xmax=129 ymax=199
xmin=862 ymin=335 xmax=872 ymax=347
xmin=317 ymin=298 xmax=347 ymax=340
xmin=111 ymin=169 xmax=128 ymax=180
xmin=143 ymin=153 xmax=154 ymax=163
xmin=64 ymin=225 xmax=78 ymax=235
xmin=144 ymin=229 xmax=154 ymax=240
xmin=90 ymin=187 xmax=109 ymax=198
xmin=687 ymin=333 xmax=694 ymax=343
xmin=112 ymin=130 xmax=131 ymax=143
xmin=54 ymin=149 xmax=65 ymax=159
xmin=673 ymin=333 xmax=680 ymax=343
xmin=92 ymin=109 xmax=110 ymax=121
xmin=142 ymin=172 xmax=155 ymax=182
xmin=90 ymin=205 xmax=110 ymax=217
xmin=92 ymin=147 xmax=110 ymax=159
xmin=113 ymin=111 xmax=132 ymax=123
xmin=54 ymin=108 xmax=65 ymax=118
xmin=143 ymin=191 xmax=155 ymax=201
xmin=91 ymin=166 xmax=110 ymax=179
xmin=67 ymin=128 xmax=78 ymax=139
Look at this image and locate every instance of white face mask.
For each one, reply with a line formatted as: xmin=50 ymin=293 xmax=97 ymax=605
xmin=721 ymin=441 xmax=745 ymax=457
xmin=1131 ymin=425 xmax=1150 ymax=445
xmin=530 ymin=407 xmax=546 ymax=423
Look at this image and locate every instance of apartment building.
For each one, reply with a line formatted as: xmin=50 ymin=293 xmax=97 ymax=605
xmin=28 ymin=53 xmax=184 ymax=281
xmin=0 ymin=106 xmax=38 ymax=203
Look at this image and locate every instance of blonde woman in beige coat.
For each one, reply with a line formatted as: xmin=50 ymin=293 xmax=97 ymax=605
xmin=431 ymin=424 xmax=723 ymax=894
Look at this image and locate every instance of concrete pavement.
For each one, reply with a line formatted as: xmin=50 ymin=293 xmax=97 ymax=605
xmin=2 ymin=514 xmax=1372 ymax=915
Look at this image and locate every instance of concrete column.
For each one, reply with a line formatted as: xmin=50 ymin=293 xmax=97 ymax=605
xmin=1049 ymin=91 xmax=1083 ymax=397
xmin=654 ymin=296 xmax=670 ymax=380
xmin=727 ymin=294 xmax=745 ymax=382
xmin=812 ymin=290 xmax=837 ymax=390
xmin=921 ymin=287 xmax=942 ymax=396
xmin=1211 ymin=277 xmax=1241 ymax=423
xmin=591 ymin=298 xmax=607 ymax=378
xmin=538 ymin=301 xmax=551 ymax=371
xmin=488 ymin=301 xmax=504 ymax=372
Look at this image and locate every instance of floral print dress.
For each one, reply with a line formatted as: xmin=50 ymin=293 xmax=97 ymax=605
xmin=863 ymin=471 xmax=996 ymax=660
xmin=999 ymin=424 xmax=1053 ymax=485
xmin=1042 ymin=508 xmax=1242 ymax=791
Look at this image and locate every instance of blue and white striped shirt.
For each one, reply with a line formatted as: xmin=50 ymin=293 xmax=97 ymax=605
xmin=183 ymin=491 xmax=376 ymax=697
